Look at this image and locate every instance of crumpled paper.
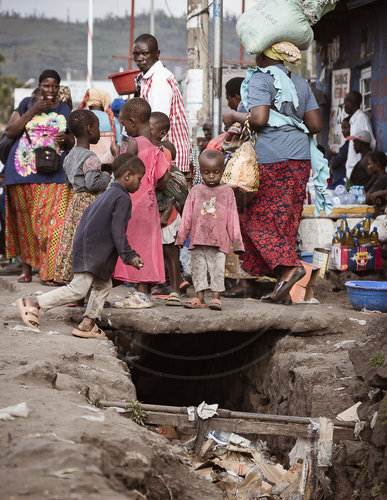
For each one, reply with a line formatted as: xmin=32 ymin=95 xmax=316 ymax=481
xmin=0 ymin=402 xmax=29 ymax=420
xmin=197 ymin=401 xmax=218 ymax=420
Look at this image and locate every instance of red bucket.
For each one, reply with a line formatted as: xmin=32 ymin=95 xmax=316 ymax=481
xmin=108 ymin=69 xmax=140 ymax=95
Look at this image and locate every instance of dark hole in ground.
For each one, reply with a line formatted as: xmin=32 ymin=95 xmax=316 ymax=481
xmin=117 ymin=329 xmax=288 ymax=409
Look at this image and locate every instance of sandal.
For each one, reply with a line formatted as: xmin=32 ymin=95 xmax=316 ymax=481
xmin=113 ymin=292 xmax=155 ymax=309
xmin=209 ymin=298 xmax=222 ymax=311
xmin=270 ymin=266 xmax=306 ymax=302
xmin=179 ymin=281 xmax=191 ymax=294
xmin=165 ymin=291 xmax=182 ymax=307
xmin=17 ymin=273 xmax=32 ymax=283
xmin=72 ymin=324 xmax=107 ymax=340
xmin=183 ymin=298 xmax=206 ymax=309
xmin=40 ymin=280 xmax=59 ymax=287
xmin=16 ymin=298 xmax=40 ymax=330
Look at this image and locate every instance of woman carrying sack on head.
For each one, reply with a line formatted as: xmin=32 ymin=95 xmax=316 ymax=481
xmin=78 ymin=88 xmax=121 ymax=167
xmin=223 ymin=42 xmax=330 ymax=304
xmin=3 ymin=69 xmax=74 ymax=285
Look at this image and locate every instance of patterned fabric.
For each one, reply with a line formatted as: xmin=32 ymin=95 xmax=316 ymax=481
xmin=238 ymin=159 xmax=310 ymax=276
xmin=139 ymin=61 xmax=191 ymax=172
xmin=189 ymin=146 xmax=202 ymax=186
xmin=5 ymin=183 xmax=73 ymax=280
xmin=54 ymin=192 xmax=98 ymax=283
xmin=79 ymin=88 xmax=116 ymax=138
xmin=16 ymin=113 xmax=67 ymax=178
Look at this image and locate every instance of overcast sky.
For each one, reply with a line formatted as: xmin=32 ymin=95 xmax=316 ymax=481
xmin=0 ymin=0 xmax=251 ymax=21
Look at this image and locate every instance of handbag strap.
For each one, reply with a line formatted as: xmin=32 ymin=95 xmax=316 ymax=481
xmin=238 ymin=112 xmax=258 ymax=148
xmin=24 ymin=127 xmax=32 ymax=145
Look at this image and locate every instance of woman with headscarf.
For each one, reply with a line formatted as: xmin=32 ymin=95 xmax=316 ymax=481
xmin=2 ymin=69 xmax=74 ymax=284
xmin=78 ymin=88 xmax=121 ymax=166
xmin=223 ymin=42 xmax=326 ymax=303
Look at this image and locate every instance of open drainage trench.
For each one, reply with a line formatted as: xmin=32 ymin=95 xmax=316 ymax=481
xmin=115 ymin=328 xmax=287 ymax=410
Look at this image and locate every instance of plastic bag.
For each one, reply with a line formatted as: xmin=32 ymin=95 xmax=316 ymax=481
xmin=236 ymin=0 xmax=314 ymax=54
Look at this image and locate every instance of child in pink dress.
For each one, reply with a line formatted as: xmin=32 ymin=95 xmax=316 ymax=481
xmin=112 ymin=98 xmax=169 ymax=308
xmin=175 ymin=150 xmax=244 ymax=311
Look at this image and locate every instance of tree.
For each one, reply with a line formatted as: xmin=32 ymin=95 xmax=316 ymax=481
xmin=0 ymin=51 xmax=24 ymax=127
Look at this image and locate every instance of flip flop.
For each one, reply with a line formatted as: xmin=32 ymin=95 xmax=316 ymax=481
xmin=72 ymin=324 xmax=107 ymax=340
xmin=209 ymin=298 xmax=222 ymax=310
xmin=271 ymin=266 xmax=306 ymax=302
xmin=179 ymin=281 xmax=191 ymax=293
xmin=165 ymin=291 xmax=182 ymax=307
xmin=17 ymin=273 xmax=32 ymax=283
xmin=113 ymin=292 xmax=155 ymax=309
xmin=16 ymin=298 xmax=40 ymax=330
xmin=183 ymin=298 xmax=206 ymax=309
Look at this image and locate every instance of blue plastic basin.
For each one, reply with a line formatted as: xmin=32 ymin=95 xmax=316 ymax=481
xmin=345 ymin=281 xmax=387 ymax=312
xmin=301 ymin=252 xmax=313 ymax=263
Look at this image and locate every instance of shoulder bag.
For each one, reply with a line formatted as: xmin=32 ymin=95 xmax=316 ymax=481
xmin=25 ymin=128 xmax=61 ymax=175
xmin=221 ymin=113 xmax=259 ymax=208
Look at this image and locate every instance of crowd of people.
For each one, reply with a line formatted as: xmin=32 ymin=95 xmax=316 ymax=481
xmin=0 ymin=33 xmax=385 ymax=338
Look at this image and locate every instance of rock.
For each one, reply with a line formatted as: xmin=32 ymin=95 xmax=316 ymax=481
xmin=13 ymin=360 xmax=58 ymax=387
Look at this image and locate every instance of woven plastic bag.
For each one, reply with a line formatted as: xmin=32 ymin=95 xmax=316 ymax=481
xmin=236 ymin=0 xmax=314 ymax=54
xmin=221 ymin=115 xmax=259 ymax=207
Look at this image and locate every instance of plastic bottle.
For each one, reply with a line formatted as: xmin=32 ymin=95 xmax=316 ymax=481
xmin=354 ymin=238 xmax=359 ymax=247
xmin=332 ymin=233 xmax=341 ymax=246
xmin=351 ymin=223 xmax=361 ymax=237
xmin=307 ymin=178 xmax=316 ymax=205
xmin=357 ymin=186 xmax=366 ymax=204
xmin=363 ymin=214 xmax=372 ymax=233
xmin=358 ymin=229 xmax=370 ymax=246
xmin=343 ymin=226 xmax=354 ymax=246
xmin=340 ymin=215 xmax=347 ymax=232
xmin=369 ymin=227 xmax=379 ymax=245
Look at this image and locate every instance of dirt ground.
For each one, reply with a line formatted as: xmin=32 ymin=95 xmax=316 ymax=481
xmin=0 ymin=272 xmax=385 ymax=499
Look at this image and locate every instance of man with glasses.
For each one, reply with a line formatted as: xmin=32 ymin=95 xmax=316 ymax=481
xmin=133 ymin=34 xmax=190 ymax=172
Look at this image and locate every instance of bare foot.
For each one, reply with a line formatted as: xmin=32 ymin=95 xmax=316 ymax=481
xmin=77 ymin=317 xmax=95 ymax=332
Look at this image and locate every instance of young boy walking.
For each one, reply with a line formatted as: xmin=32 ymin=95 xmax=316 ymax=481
xmin=17 ymin=153 xmax=145 ymax=339
xmin=175 ymin=150 xmax=244 ymax=311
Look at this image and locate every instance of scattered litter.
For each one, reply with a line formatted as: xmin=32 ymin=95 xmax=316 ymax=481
xmin=187 ymin=406 xmax=196 ymax=422
xmin=349 ymin=317 xmax=366 ymax=326
xmin=107 ymin=319 xmax=113 ymax=327
xmin=28 ymin=290 xmax=43 ymax=296
xmin=53 ymin=315 xmax=65 ymax=320
xmin=46 ymin=330 xmax=60 ymax=335
xmin=51 ymin=468 xmax=78 ymax=478
xmin=156 ymin=425 xmax=178 ymax=441
xmin=78 ymin=405 xmax=101 ymax=413
xmin=229 ymin=433 xmax=251 ymax=448
xmin=108 ymin=406 xmax=127 ymax=413
xmin=0 ymin=402 xmax=29 ymax=420
xmin=368 ymin=388 xmax=381 ymax=400
xmin=336 ymin=402 xmax=361 ymax=422
xmin=80 ymin=415 xmax=105 ymax=422
xmin=335 ymin=387 xmax=345 ymax=391
xmin=333 ymin=340 xmax=357 ymax=349
xmin=197 ymin=401 xmax=218 ymax=420
xmin=370 ymin=412 xmax=378 ymax=430
xmin=26 ymin=432 xmax=75 ymax=444
xmin=360 ymin=307 xmax=382 ymax=314
xmin=9 ymin=324 xmax=39 ymax=334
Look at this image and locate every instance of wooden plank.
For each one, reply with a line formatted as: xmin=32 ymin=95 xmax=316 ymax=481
xmin=119 ymin=411 xmax=356 ymax=441
xmin=302 ymin=204 xmax=375 ymax=218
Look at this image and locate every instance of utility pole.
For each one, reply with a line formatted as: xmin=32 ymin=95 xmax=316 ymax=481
xmin=150 ymin=0 xmax=155 ymax=35
xmin=186 ymin=0 xmax=210 ymax=138
xmin=212 ymin=0 xmax=223 ymax=136
xmin=87 ymin=0 xmax=93 ymax=88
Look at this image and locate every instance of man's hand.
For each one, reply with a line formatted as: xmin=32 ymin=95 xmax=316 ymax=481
xmin=130 ymin=256 xmax=144 ymax=269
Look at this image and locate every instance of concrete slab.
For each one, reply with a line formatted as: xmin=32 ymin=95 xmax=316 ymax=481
xmin=0 ymin=275 xmax=379 ymax=337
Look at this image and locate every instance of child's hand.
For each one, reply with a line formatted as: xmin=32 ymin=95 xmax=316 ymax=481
xmin=110 ymin=140 xmax=120 ymax=158
xmin=130 ymin=256 xmax=144 ymax=269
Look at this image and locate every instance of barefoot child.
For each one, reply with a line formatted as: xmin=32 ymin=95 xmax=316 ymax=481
xmin=17 ymin=154 xmax=145 ymax=338
xmin=175 ymin=150 xmax=244 ymax=310
xmin=112 ymin=98 xmax=169 ymax=309
xmin=54 ymin=109 xmax=111 ymax=284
